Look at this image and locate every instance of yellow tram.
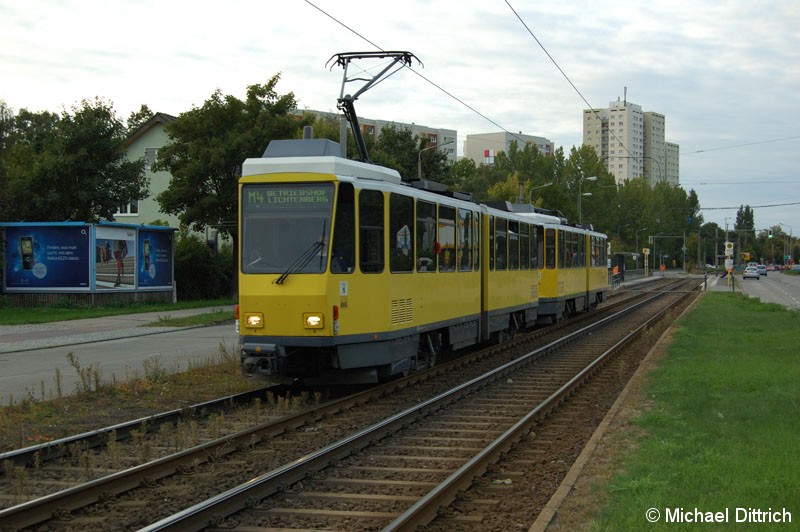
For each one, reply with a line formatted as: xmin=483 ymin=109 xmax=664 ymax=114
xmin=236 ymin=137 xmax=609 ymax=383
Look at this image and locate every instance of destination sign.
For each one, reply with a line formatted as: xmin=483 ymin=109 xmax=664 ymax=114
xmin=243 ymin=184 xmax=333 ymax=211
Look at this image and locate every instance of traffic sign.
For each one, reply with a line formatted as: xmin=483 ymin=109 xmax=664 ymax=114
xmin=724 ymin=242 xmax=734 ymax=257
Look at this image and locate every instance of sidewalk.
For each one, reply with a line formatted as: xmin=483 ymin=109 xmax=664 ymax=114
xmin=704 ymin=272 xmax=745 ymax=293
xmin=0 ymin=306 xmax=235 ymax=354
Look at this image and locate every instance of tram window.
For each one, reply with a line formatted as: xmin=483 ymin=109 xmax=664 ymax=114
xmin=594 ymin=237 xmax=599 ymax=264
xmin=495 ymin=218 xmax=508 ymax=271
xmin=331 ymin=183 xmax=354 ymax=274
xmin=508 ymin=220 xmax=519 ymax=270
xmin=520 ymin=223 xmax=529 ymax=270
xmin=389 ymin=193 xmax=414 ymax=272
xmin=565 ymin=231 xmax=577 ymax=268
xmin=603 ymin=237 xmax=608 ymax=264
xmin=473 ymin=214 xmax=481 ymax=271
xmin=595 ymin=236 xmax=602 ymax=266
xmin=489 ymin=216 xmax=495 ymax=270
xmin=359 ymin=189 xmax=384 ymax=273
xmin=545 ymin=228 xmax=555 ymax=269
xmin=438 ymin=205 xmax=456 ymax=272
xmin=416 ymin=200 xmax=436 ymax=272
xmin=558 ymin=230 xmax=565 ymax=269
xmin=579 ymin=235 xmax=586 ymax=267
xmin=458 ymin=209 xmax=472 ymax=271
xmin=531 ymin=225 xmax=539 ymax=269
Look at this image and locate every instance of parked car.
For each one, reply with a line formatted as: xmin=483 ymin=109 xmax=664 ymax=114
xmin=743 ymin=266 xmax=760 ymax=280
xmin=757 ymin=264 xmax=767 ymax=276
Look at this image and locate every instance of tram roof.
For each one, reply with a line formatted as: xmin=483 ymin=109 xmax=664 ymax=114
xmin=243 ymin=155 xmax=402 ymax=185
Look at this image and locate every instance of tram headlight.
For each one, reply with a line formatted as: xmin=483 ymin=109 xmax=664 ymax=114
xmin=303 ymin=313 xmax=324 ymax=329
xmin=244 ymin=313 xmax=264 ymax=328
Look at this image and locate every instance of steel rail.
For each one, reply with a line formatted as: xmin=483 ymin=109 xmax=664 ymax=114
xmin=141 ymin=281 xmax=696 ymax=531
xmin=385 ymin=279 xmax=701 ymax=529
xmin=0 ymin=312 xmax=576 ymax=530
xmin=0 ymin=275 xmax=666 ymax=476
xmin=0 ymin=384 xmax=291 ymax=474
xmin=0 ymin=277 xmax=691 ymax=529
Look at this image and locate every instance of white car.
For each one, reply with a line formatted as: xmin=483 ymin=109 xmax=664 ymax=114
xmin=743 ymin=266 xmax=760 ymax=280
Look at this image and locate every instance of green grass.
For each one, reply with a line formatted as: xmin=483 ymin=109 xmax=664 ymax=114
xmin=590 ymin=293 xmax=800 ymax=530
xmin=0 ymin=298 xmax=235 ymax=325
xmin=145 ymin=310 xmax=235 ymax=327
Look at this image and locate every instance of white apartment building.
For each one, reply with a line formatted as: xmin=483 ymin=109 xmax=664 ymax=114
xmin=464 ymin=132 xmax=554 ymax=166
xmin=665 ymin=142 xmax=680 ymax=186
xmin=307 ymin=110 xmax=458 ymax=164
xmin=583 ymin=99 xmax=679 ymax=186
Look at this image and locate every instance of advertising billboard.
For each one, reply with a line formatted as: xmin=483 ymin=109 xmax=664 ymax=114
xmin=3 ymin=222 xmax=176 ymax=294
xmin=95 ymin=226 xmax=136 ymax=290
xmin=3 ymin=224 xmax=92 ymax=291
xmin=137 ymin=229 xmax=174 ymax=289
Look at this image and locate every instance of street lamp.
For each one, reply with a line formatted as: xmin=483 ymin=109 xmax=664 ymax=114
xmin=635 ymin=227 xmax=648 ymax=269
xmin=578 ymin=175 xmax=596 ymax=224
xmin=418 ymin=139 xmax=455 ymax=180
xmin=779 ymin=222 xmax=793 ymax=265
xmin=529 ymin=182 xmax=553 ymax=204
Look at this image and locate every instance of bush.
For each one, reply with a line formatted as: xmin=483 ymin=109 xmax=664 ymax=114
xmin=174 ymin=231 xmax=233 ymax=300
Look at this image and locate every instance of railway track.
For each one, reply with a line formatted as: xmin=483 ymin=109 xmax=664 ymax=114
xmin=0 ymin=277 xmax=693 ymax=530
xmin=0 ymin=384 xmax=321 ymax=509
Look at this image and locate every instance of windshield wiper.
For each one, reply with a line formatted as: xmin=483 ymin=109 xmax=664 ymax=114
xmin=274 ymin=221 xmax=327 ymax=285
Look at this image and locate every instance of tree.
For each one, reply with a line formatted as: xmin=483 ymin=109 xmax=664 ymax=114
xmin=369 ymin=126 xmax=419 ymax=180
xmin=699 ymin=222 xmax=723 ymax=266
xmin=3 ymin=98 xmax=148 ymax=222
xmin=735 ymin=205 xmax=755 ymax=247
xmin=153 ymin=75 xmax=307 ymax=296
xmin=443 ymin=157 xmax=477 ymax=193
xmin=154 ymin=74 xmax=305 ymax=235
xmin=486 ymin=171 xmax=522 ymax=202
xmin=126 ymin=104 xmax=155 ymax=133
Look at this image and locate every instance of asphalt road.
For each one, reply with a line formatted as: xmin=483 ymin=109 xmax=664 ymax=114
xmin=739 ymin=271 xmax=800 ymax=310
xmin=2 ymin=273 xmax=797 ymax=406
xmin=0 ymin=309 xmax=238 ymax=406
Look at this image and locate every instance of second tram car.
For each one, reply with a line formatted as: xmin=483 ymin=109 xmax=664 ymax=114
xmin=529 ymin=216 xmax=609 ymax=322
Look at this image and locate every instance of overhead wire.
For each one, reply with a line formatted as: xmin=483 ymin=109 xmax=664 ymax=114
xmin=682 ymin=135 xmax=800 ymax=155
xmin=504 ymin=0 xmax=637 ymax=164
xmin=505 ymin=0 xmax=798 ymax=215
xmin=699 ymin=201 xmax=800 ymax=211
xmin=305 ymin=0 xmax=530 ymax=145
xmin=307 ymin=0 xmax=796 ymax=211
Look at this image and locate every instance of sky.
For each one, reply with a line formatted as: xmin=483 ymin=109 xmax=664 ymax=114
xmin=2 ymin=0 xmax=799 ymax=238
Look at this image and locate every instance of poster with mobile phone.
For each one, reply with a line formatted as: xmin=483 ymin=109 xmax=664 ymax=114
xmin=137 ymin=229 xmax=174 ymax=288
xmin=19 ymin=236 xmax=34 ymax=270
xmin=2 ymin=224 xmax=91 ymax=290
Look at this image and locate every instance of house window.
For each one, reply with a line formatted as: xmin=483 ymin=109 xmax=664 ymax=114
xmin=144 ymin=148 xmax=158 ymax=170
xmin=116 ymin=201 xmax=139 ymax=216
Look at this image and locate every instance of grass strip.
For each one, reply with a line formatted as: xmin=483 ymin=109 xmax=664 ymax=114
xmin=144 ymin=310 xmax=235 ymax=327
xmin=0 ymin=298 xmax=234 ymax=325
xmin=589 ymin=292 xmax=799 ymax=529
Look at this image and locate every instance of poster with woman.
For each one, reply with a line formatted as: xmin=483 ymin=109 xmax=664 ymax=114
xmin=95 ymin=226 xmax=135 ymax=289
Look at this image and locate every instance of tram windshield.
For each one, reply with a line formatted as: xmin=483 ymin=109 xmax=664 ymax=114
xmin=241 ymin=183 xmax=334 ymax=274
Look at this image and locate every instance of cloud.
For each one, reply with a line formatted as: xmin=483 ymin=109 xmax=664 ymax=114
xmin=1 ymin=0 xmax=798 ymax=230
